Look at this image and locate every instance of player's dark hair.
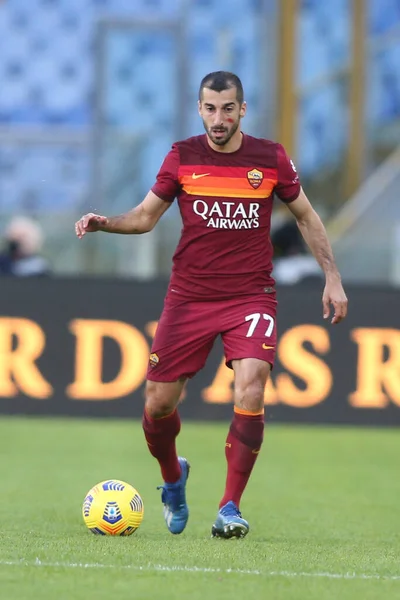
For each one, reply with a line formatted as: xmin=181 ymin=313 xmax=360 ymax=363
xmin=199 ymin=71 xmax=244 ymax=105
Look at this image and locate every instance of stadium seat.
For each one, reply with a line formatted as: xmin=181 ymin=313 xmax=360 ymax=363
xmin=0 ymin=0 xmax=399 ymax=211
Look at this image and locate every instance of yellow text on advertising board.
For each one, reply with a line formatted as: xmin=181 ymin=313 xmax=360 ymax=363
xmin=0 ymin=318 xmax=399 ymax=408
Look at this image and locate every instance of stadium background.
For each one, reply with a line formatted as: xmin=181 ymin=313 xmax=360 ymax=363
xmin=0 ymin=0 xmax=399 ymax=422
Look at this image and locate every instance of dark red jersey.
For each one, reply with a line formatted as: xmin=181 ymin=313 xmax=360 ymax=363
xmin=152 ymin=133 xmax=300 ymax=300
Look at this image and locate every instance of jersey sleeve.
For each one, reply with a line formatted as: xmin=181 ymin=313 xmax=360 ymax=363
xmin=274 ymin=143 xmax=301 ymax=203
xmin=151 ymin=144 xmax=181 ymax=202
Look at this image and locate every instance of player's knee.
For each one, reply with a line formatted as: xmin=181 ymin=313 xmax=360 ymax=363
xmin=234 ymin=379 xmax=265 ymax=412
xmin=144 ymin=380 xmax=180 ymax=418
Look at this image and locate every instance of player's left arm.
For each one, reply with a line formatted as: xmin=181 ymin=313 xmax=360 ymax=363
xmin=286 ymin=188 xmax=348 ymax=324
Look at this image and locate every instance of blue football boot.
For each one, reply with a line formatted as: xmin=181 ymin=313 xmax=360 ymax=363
xmin=211 ymin=501 xmax=249 ymax=539
xmin=157 ymin=457 xmax=190 ymax=534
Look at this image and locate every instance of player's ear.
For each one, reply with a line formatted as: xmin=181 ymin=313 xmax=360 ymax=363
xmin=240 ymin=101 xmax=247 ymax=118
xmin=197 ymin=100 xmax=202 ymax=115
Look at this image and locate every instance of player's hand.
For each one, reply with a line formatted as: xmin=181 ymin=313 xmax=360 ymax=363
xmin=75 ymin=213 xmax=107 ymax=239
xmin=322 ymin=277 xmax=348 ymax=324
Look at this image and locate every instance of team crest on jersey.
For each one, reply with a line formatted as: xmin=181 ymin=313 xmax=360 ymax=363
xmin=149 ymin=353 xmax=159 ymax=368
xmin=247 ymin=168 xmax=263 ymax=189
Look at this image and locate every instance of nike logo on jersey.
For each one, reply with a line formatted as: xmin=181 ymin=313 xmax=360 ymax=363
xmin=192 ymin=173 xmax=210 ymax=179
xmin=262 ymin=343 xmax=274 ymax=350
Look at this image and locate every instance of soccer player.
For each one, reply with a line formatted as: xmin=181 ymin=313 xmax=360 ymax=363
xmin=75 ymin=71 xmax=348 ymax=539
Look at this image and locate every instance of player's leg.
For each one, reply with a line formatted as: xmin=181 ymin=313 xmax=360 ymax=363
xmin=143 ymin=295 xmax=217 ymax=534
xmin=143 ymin=379 xmax=190 ymax=535
xmin=212 ymin=358 xmax=269 ymax=538
xmin=143 ymin=379 xmax=186 ymax=484
xmin=212 ymin=294 xmax=277 ymax=538
xmin=222 ymin=357 xmax=269 ymax=506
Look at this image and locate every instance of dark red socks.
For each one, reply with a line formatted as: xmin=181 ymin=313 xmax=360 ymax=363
xmin=142 ymin=409 xmax=181 ymax=483
xmin=219 ymin=408 xmax=265 ymax=508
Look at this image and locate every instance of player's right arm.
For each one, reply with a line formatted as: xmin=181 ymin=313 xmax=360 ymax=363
xmin=75 ymin=191 xmax=172 ymax=239
xmin=75 ymin=145 xmax=180 ymax=239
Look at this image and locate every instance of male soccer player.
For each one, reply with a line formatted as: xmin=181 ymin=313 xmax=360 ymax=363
xmin=75 ymin=71 xmax=348 ymax=539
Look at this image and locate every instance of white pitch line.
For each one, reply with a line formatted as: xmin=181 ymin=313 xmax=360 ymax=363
xmin=0 ymin=559 xmax=399 ymax=581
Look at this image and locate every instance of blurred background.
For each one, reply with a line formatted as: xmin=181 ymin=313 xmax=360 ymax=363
xmin=0 ymin=0 xmax=399 ymax=285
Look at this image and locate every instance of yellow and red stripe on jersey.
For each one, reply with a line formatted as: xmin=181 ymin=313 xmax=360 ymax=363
xmin=179 ymin=165 xmax=277 ymax=199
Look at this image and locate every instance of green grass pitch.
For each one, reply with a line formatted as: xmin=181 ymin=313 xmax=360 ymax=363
xmin=0 ymin=415 xmax=399 ymax=600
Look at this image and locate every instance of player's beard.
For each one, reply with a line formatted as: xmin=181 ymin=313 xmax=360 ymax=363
xmin=203 ymin=118 xmax=240 ymax=146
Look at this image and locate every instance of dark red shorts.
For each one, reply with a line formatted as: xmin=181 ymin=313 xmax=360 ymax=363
xmin=147 ymin=292 xmax=278 ymax=382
